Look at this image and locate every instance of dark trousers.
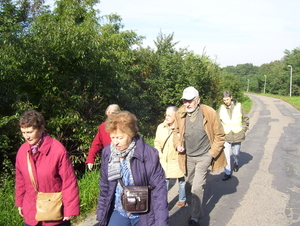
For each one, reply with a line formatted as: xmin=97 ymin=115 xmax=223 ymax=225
xmin=107 ymin=210 xmax=140 ymax=226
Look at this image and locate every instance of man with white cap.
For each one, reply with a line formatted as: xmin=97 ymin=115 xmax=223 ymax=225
xmin=173 ymin=86 xmax=226 ymax=226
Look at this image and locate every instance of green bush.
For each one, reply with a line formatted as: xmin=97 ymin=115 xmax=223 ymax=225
xmin=0 ymin=176 xmax=23 ymax=226
xmin=73 ymin=168 xmax=100 ymax=223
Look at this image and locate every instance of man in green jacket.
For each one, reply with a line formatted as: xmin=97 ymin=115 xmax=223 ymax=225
xmin=218 ymin=91 xmax=249 ymax=181
xmin=173 ymin=86 xmax=226 ymax=226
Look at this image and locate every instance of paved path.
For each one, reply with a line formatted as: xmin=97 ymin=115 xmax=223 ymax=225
xmin=74 ymin=94 xmax=300 ymax=226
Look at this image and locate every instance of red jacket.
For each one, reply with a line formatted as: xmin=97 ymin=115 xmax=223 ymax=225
xmin=85 ymin=122 xmax=111 ymax=164
xmin=15 ymin=133 xmax=80 ymax=226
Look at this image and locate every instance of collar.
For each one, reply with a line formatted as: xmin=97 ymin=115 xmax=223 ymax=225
xmin=131 ymin=135 xmax=145 ymax=163
xmin=162 ymin=120 xmax=175 ymax=129
xmin=26 ymin=133 xmax=52 ymax=156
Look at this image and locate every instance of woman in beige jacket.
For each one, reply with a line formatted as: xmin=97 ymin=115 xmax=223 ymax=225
xmin=154 ymin=106 xmax=186 ymax=208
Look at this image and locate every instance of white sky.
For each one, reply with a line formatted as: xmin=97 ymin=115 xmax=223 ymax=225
xmin=48 ymin=0 xmax=300 ymax=67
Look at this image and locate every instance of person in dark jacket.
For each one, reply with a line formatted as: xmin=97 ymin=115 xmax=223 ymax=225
xmin=96 ymin=111 xmax=169 ymax=226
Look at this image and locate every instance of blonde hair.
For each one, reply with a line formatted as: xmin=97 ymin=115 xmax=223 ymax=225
xmin=105 ymin=111 xmax=138 ymax=138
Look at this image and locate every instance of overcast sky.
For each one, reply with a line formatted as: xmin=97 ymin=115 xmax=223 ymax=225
xmin=48 ymin=0 xmax=300 ymax=67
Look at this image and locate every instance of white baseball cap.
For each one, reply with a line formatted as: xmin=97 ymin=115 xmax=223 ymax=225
xmin=181 ymin=86 xmax=199 ymax=100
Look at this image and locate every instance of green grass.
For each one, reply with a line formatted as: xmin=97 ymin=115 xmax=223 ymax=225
xmin=73 ymin=168 xmax=100 ymax=224
xmin=242 ymin=95 xmax=252 ymax=113
xmin=263 ymin=93 xmax=300 ymax=111
xmin=0 ymin=177 xmax=24 ymax=226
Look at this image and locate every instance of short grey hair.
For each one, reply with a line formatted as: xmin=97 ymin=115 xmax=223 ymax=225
xmin=166 ymin=106 xmax=178 ymax=112
xmin=105 ymin=104 xmax=121 ymax=116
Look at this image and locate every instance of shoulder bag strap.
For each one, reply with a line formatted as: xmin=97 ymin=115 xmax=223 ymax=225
xmin=161 ymin=131 xmax=172 ymax=153
xmin=27 ymin=152 xmax=38 ymax=192
xmin=118 ymin=178 xmax=125 ymax=188
xmin=118 ymin=178 xmax=152 ymax=190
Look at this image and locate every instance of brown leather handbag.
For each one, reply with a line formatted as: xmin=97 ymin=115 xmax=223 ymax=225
xmin=118 ymin=179 xmax=150 ymax=213
xmin=27 ymin=152 xmax=63 ymax=221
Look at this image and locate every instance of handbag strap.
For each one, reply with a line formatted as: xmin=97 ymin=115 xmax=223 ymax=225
xmin=27 ymin=152 xmax=38 ymax=191
xmin=161 ymin=131 xmax=172 ymax=153
xmin=118 ymin=178 xmax=152 ymax=190
xmin=118 ymin=178 xmax=125 ymax=187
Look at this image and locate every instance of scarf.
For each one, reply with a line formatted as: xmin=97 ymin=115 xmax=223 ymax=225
xmin=30 ymin=132 xmax=44 ymax=155
xmin=108 ymin=137 xmax=136 ymax=181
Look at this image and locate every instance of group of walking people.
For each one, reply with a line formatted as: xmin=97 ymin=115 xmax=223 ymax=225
xmin=15 ymin=86 xmax=249 ymax=226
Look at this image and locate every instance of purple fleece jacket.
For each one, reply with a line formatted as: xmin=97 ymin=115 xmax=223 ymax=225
xmin=96 ymin=135 xmax=169 ymax=226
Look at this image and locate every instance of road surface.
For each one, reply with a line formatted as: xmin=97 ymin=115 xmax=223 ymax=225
xmin=74 ymin=94 xmax=300 ymax=226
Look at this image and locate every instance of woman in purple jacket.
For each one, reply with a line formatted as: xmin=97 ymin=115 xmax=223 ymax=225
xmin=96 ymin=111 xmax=169 ymax=226
xmin=15 ymin=110 xmax=80 ymax=226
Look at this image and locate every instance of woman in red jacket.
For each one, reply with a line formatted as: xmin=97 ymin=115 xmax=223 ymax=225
xmin=85 ymin=104 xmax=120 ymax=170
xmin=15 ymin=110 xmax=80 ymax=226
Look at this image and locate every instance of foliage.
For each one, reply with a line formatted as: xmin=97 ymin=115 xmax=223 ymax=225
xmin=219 ymin=71 xmax=243 ymax=101
xmin=241 ymin=96 xmax=252 ymax=113
xmin=73 ymin=168 xmax=100 ymax=223
xmin=0 ymin=169 xmax=23 ymax=226
xmin=222 ymin=47 xmax=300 ymax=96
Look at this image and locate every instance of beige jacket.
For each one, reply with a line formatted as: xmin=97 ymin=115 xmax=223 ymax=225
xmin=173 ymin=104 xmax=227 ymax=174
xmin=154 ymin=121 xmax=185 ymax=178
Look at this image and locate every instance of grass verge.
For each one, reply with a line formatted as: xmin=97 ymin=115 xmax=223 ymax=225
xmin=73 ymin=168 xmax=100 ymax=224
xmin=263 ymin=93 xmax=300 ymax=111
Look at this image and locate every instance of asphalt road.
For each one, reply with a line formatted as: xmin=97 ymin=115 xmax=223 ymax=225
xmin=74 ymin=94 xmax=300 ymax=226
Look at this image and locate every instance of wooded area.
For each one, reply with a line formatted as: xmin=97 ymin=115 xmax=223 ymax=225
xmin=0 ymin=0 xmax=299 ymax=178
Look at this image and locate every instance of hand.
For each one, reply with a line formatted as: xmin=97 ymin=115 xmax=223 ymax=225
xmin=18 ymin=207 xmax=23 ymax=217
xmin=63 ymin=216 xmax=75 ymax=221
xmin=87 ymin=163 xmax=94 ymax=170
xmin=176 ymin=145 xmax=185 ymax=153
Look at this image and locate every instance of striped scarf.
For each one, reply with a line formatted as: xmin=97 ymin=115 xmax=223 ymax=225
xmin=108 ymin=137 xmax=136 ymax=181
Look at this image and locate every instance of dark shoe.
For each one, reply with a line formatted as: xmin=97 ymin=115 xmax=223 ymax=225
xmin=233 ymin=163 xmax=239 ymax=172
xmin=189 ymin=219 xmax=199 ymax=226
xmin=178 ymin=201 xmax=186 ymax=208
xmin=222 ymin=174 xmax=231 ymax=181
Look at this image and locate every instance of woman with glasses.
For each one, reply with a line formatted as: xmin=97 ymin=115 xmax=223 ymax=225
xmin=154 ymin=106 xmax=186 ymax=208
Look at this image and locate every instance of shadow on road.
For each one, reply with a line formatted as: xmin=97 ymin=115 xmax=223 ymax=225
xmin=169 ymin=151 xmax=253 ymax=226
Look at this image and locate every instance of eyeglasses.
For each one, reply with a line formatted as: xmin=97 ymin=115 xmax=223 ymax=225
xmin=182 ymin=98 xmax=195 ymax=104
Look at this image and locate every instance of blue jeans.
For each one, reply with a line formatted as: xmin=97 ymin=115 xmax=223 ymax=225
xmin=166 ymin=177 xmax=186 ymax=202
xmin=224 ymin=142 xmax=241 ymax=175
xmin=24 ymin=221 xmax=70 ymax=226
xmin=107 ymin=210 xmax=140 ymax=226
